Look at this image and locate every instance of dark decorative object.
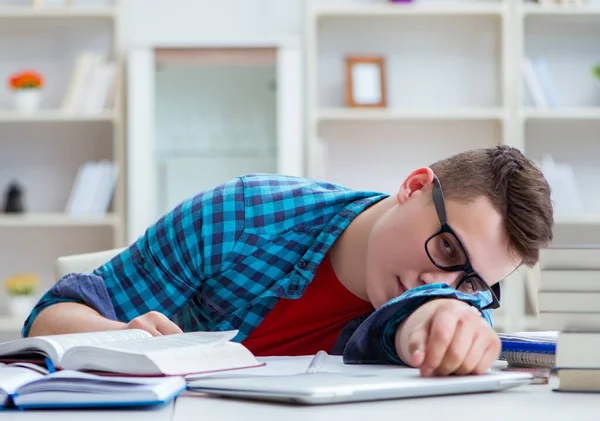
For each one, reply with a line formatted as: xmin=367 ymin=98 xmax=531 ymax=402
xmin=4 ymin=182 xmax=25 ymax=213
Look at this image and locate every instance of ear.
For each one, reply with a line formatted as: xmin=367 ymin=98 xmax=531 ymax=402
xmin=396 ymin=167 xmax=435 ymax=204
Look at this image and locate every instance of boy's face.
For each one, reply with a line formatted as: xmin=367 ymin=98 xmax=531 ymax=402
xmin=365 ymin=167 xmax=520 ymax=309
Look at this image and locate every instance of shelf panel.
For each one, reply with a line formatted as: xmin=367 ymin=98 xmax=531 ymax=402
xmin=554 ymin=214 xmax=600 ymax=225
xmin=314 ymin=3 xmax=504 ymax=17
xmin=0 ymin=110 xmax=118 ymax=123
xmin=317 ymin=107 xmax=505 ymax=122
xmin=522 ymin=4 xmax=600 ymax=16
xmin=0 ymin=6 xmax=116 ymax=19
xmin=0 ymin=213 xmax=121 ymax=228
xmin=522 ymin=108 xmax=600 ymax=120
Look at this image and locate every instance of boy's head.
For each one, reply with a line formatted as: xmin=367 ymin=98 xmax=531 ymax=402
xmin=365 ymin=145 xmax=554 ymax=309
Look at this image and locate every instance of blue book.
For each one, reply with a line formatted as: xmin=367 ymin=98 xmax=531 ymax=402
xmin=498 ymin=331 xmax=558 ymax=368
xmin=0 ymin=365 xmax=185 ymax=410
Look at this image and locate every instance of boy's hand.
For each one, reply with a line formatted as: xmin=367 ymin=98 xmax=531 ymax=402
xmin=395 ymin=299 xmax=501 ymax=377
xmin=125 ymin=311 xmax=184 ymax=336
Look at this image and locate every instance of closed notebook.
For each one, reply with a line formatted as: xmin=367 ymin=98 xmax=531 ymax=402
xmin=0 ymin=363 xmax=185 ymax=409
xmin=498 ymin=331 xmax=557 ymax=368
xmin=0 ymin=329 xmax=261 ymax=376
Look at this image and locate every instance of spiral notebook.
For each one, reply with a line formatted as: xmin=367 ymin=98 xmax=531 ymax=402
xmin=498 ymin=331 xmax=558 ymax=368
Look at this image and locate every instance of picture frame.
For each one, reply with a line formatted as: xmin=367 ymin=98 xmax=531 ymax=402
xmin=345 ymin=55 xmax=387 ymax=108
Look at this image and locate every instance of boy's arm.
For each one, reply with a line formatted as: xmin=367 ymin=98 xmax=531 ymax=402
xmin=22 ymin=177 xmax=247 ymax=337
xmin=28 ymin=303 xmax=183 ymax=337
xmin=341 ymin=284 xmax=494 ymax=366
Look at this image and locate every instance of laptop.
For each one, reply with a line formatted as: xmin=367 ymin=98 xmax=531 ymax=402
xmin=187 ymin=370 xmax=533 ymax=405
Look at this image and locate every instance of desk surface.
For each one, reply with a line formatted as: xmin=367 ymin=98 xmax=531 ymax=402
xmin=174 ymin=380 xmax=600 ymax=421
xmin=2 ymin=362 xmax=600 ymax=420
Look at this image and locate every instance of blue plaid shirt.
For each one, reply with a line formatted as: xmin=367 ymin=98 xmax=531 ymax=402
xmin=23 ymin=174 xmax=493 ymax=364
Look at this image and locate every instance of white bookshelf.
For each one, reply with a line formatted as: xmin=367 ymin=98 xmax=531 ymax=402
xmin=0 ymin=0 xmax=125 ymax=337
xmin=0 ymin=5 xmax=116 ymax=18
xmin=0 ymin=213 xmax=120 ymax=228
xmin=314 ymin=2 xmax=506 ymax=16
xmin=305 ymin=0 xmax=600 ymax=332
xmin=317 ymin=107 xmax=505 ymax=122
xmin=0 ymin=110 xmax=117 ymax=123
xmin=522 ymin=3 xmax=600 ymax=16
xmin=521 ymin=107 xmax=600 ymax=120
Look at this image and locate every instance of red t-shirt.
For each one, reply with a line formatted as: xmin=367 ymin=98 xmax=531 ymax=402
xmin=242 ymin=255 xmax=374 ymax=356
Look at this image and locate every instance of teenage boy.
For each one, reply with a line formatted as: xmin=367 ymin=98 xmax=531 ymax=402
xmin=24 ymin=145 xmax=553 ymax=377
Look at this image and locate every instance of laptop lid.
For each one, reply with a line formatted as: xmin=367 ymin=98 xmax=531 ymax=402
xmin=188 ymin=370 xmax=533 ymax=405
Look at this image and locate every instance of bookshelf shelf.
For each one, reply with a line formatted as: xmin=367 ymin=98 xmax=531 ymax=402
xmin=317 ymin=107 xmax=505 ymax=122
xmin=0 ymin=6 xmax=116 ymax=19
xmin=0 ymin=213 xmax=120 ymax=228
xmin=0 ymin=110 xmax=118 ymax=123
xmin=522 ymin=4 xmax=600 ymax=16
xmin=314 ymin=3 xmax=504 ymax=18
xmin=554 ymin=214 xmax=600 ymax=225
xmin=521 ymin=108 xmax=600 ymax=121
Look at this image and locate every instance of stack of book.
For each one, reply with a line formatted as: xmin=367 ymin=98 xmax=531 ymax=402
xmin=538 ymin=245 xmax=600 ymax=393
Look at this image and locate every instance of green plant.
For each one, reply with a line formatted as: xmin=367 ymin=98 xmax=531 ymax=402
xmin=593 ymin=64 xmax=600 ymax=80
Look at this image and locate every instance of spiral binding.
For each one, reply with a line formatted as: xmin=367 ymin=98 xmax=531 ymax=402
xmin=499 ymin=351 xmax=555 ymax=368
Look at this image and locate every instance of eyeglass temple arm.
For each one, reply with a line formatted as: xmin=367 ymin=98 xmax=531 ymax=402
xmin=432 ymin=176 xmax=447 ymax=225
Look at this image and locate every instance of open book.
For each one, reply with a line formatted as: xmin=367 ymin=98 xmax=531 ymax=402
xmin=0 ymin=363 xmax=185 ymax=409
xmin=0 ymin=329 xmax=262 ymax=376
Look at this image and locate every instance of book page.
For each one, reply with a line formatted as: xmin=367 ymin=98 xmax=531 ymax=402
xmin=42 ymin=329 xmax=152 ymax=361
xmin=0 ymin=365 xmax=45 ymax=396
xmin=88 ymin=330 xmax=237 ymax=355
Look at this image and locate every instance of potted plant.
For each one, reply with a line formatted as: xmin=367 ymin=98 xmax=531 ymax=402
xmin=593 ymin=64 xmax=600 ymax=80
xmin=4 ymin=273 xmax=39 ymax=319
xmin=7 ymin=70 xmax=44 ymax=113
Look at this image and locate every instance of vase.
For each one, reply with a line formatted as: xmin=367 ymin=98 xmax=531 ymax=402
xmin=8 ymin=296 xmax=36 ymax=319
xmin=13 ymin=89 xmax=42 ymax=113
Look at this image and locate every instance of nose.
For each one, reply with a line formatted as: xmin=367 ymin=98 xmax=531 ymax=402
xmin=420 ymin=270 xmax=461 ymax=287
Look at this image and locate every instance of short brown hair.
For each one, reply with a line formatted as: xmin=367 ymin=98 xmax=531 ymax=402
xmin=429 ymin=145 xmax=553 ymax=267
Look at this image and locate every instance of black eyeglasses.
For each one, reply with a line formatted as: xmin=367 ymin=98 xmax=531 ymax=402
xmin=424 ymin=175 xmax=501 ymax=310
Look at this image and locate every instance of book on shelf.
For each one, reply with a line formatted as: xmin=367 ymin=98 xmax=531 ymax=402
xmin=0 ymin=329 xmax=262 ymax=377
xmin=0 ymin=363 xmax=185 ymax=409
xmin=539 ymin=291 xmax=600 ymax=313
xmin=521 ymin=56 xmax=559 ymax=109
xmin=61 ymin=51 xmax=118 ymax=114
xmin=540 ymin=270 xmax=600 ymax=292
xmin=65 ymin=160 xmax=118 ymax=216
xmin=539 ymin=246 xmax=600 ymax=270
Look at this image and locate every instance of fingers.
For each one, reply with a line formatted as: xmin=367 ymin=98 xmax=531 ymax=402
xmin=155 ymin=316 xmax=184 ymax=335
xmin=127 ymin=311 xmax=183 ymax=336
xmin=453 ymin=330 xmax=486 ymax=375
xmin=421 ymin=306 xmax=460 ymax=376
xmin=473 ymin=334 xmax=501 ymax=375
xmin=410 ymin=300 xmax=499 ymax=377
xmin=434 ymin=318 xmax=474 ymax=376
xmin=407 ymin=322 xmax=429 ymax=368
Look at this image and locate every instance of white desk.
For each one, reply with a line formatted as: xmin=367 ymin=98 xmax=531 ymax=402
xmin=2 ymin=361 xmax=600 ymax=420
xmin=174 ymin=381 xmax=600 ymax=421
